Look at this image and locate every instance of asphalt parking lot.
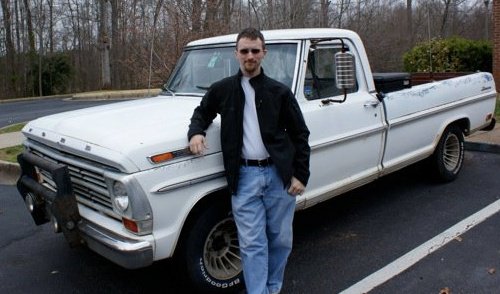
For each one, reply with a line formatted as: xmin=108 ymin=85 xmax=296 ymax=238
xmin=1 ymin=151 xmax=499 ymax=293
xmin=1 ymin=96 xmax=499 ymax=293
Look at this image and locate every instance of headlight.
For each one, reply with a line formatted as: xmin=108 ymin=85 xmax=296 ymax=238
xmin=112 ymin=181 xmax=129 ymax=212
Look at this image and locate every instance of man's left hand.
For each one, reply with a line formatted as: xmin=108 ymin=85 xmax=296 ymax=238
xmin=288 ymin=177 xmax=305 ymax=196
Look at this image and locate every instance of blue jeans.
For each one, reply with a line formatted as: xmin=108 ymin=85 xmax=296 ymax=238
xmin=232 ymin=164 xmax=296 ymax=294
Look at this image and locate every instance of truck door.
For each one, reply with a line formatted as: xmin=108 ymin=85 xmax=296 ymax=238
xmin=299 ymin=44 xmax=385 ymax=206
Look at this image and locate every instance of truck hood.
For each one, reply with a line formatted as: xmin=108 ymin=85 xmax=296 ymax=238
xmin=23 ymin=96 xmax=221 ymax=173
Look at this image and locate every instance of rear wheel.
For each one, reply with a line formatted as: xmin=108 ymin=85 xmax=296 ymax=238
xmin=430 ymin=125 xmax=465 ymax=182
xmin=180 ymin=202 xmax=244 ymax=293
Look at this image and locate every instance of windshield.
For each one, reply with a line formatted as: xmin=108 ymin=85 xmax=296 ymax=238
xmin=164 ymin=43 xmax=298 ymax=95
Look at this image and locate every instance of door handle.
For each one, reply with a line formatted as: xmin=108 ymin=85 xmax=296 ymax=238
xmin=364 ymin=101 xmax=380 ymax=108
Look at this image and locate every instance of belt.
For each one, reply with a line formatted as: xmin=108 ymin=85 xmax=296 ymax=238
xmin=240 ymin=158 xmax=273 ymax=167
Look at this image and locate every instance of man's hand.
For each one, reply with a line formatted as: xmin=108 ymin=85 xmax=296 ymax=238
xmin=288 ymin=176 xmax=305 ymax=196
xmin=189 ymin=134 xmax=208 ymax=155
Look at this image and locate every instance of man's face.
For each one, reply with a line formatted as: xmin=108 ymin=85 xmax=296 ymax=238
xmin=235 ymin=37 xmax=266 ymax=77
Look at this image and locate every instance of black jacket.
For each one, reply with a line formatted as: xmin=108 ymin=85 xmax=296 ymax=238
xmin=188 ymin=69 xmax=310 ymax=193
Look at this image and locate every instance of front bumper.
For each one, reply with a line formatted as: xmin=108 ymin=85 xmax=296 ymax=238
xmin=16 ymin=151 xmax=153 ymax=269
xmin=78 ymin=218 xmax=153 ymax=269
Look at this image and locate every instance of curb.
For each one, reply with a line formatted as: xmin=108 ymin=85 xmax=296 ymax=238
xmin=0 ymin=94 xmax=72 ymax=104
xmin=0 ymin=160 xmax=20 ymax=186
xmin=0 ymin=89 xmax=161 ymax=103
xmin=1 ymin=142 xmax=499 ymax=186
xmin=464 ymin=142 xmax=500 ymax=154
xmin=71 ymin=89 xmax=161 ymax=100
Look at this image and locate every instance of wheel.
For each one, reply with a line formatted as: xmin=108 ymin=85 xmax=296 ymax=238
xmin=430 ymin=125 xmax=465 ymax=182
xmin=180 ymin=202 xmax=244 ymax=293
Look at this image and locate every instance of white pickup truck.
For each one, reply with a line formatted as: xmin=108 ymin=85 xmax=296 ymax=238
xmin=16 ymin=28 xmax=497 ymax=292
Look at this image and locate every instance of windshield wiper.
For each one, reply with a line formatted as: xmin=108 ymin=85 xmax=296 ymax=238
xmin=195 ymin=85 xmax=210 ymax=91
xmin=161 ymin=85 xmax=176 ymax=97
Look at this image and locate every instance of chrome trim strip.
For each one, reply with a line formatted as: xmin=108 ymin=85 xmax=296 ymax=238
xmin=77 ymin=197 xmax=121 ymax=220
xmin=28 ymin=141 xmax=117 ymax=217
xmin=26 ymin=140 xmax=116 ymax=174
xmin=310 ymin=125 xmax=387 ymax=151
xmin=147 ymin=147 xmax=192 ymax=164
xmin=156 ymin=171 xmax=226 ymax=193
xmin=388 ymin=93 xmax=495 ymax=127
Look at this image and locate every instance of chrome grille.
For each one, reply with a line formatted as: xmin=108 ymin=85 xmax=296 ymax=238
xmin=30 ymin=148 xmax=120 ymax=220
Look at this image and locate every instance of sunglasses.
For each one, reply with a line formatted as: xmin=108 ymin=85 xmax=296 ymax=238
xmin=238 ymin=48 xmax=262 ymax=55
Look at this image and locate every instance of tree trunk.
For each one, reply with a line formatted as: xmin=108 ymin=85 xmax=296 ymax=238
xmin=99 ymin=0 xmax=111 ymax=89
xmin=407 ymin=0 xmax=413 ymax=45
xmin=320 ymin=0 xmax=329 ymax=27
xmin=204 ymin=0 xmax=216 ymax=30
xmin=267 ymin=0 xmax=273 ymax=29
xmin=37 ymin=0 xmax=45 ymax=97
xmin=1 ymin=0 xmax=17 ymax=97
xmin=23 ymin=0 xmax=36 ymax=96
xmin=14 ymin=0 xmax=21 ymax=54
xmin=192 ymin=0 xmax=202 ymax=32
xmin=440 ymin=0 xmax=452 ymax=37
xmin=338 ymin=0 xmax=348 ymax=28
xmin=110 ymin=0 xmax=120 ymax=88
xmin=148 ymin=0 xmax=164 ymax=92
xmin=23 ymin=0 xmax=36 ymax=52
xmin=222 ymin=0 xmax=232 ymax=33
xmin=48 ymin=0 xmax=54 ymax=53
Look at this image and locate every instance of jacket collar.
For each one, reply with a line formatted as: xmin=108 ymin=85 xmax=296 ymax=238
xmin=237 ymin=68 xmax=266 ymax=83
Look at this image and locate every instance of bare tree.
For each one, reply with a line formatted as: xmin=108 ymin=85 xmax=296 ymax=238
xmin=99 ymin=0 xmax=111 ymax=89
xmin=336 ymin=0 xmax=351 ymax=28
xmin=48 ymin=0 xmax=54 ymax=53
xmin=0 ymin=0 xmax=494 ymax=99
xmin=407 ymin=0 xmax=413 ymax=39
xmin=320 ymin=0 xmax=330 ymax=28
xmin=23 ymin=0 xmax=36 ymax=53
xmin=288 ymin=0 xmax=313 ymax=28
xmin=109 ymin=0 xmax=120 ymax=88
xmin=148 ymin=0 xmax=164 ymax=92
xmin=192 ymin=0 xmax=202 ymax=32
xmin=30 ymin=0 xmax=47 ymax=97
xmin=440 ymin=0 xmax=453 ymax=37
xmin=204 ymin=0 xmax=219 ymax=32
xmin=266 ymin=0 xmax=274 ymax=28
xmin=1 ymin=0 xmax=17 ymax=96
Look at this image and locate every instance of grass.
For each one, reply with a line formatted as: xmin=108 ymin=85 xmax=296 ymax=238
xmin=0 ymin=145 xmax=23 ymax=163
xmin=0 ymin=122 xmax=26 ymax=134
xmin=496 ymin=96 xmax=500 ymax=120
xmin=0 ymin=123 xmax=26 ymax=162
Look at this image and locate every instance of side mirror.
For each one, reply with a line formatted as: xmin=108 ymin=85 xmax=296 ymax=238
xmin=335 ymin=52 xmax=356 ymax=90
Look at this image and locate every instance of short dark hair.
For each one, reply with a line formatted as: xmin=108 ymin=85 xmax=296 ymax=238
xmin=236 ymin=27 xmax=265 ymax=49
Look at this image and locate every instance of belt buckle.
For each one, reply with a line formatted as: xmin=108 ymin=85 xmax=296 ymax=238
xmin=258 ymin=159 xmax=264 ymax=167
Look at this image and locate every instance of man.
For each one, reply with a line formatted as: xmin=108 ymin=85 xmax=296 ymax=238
xmin=188 ymin=27 xmax=310 ymax=294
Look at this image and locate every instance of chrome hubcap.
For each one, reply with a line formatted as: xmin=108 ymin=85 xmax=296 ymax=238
xmin=443 ymin=133 xmax=461 ymax=172
xmin=203 ymin=217 xmax=241 ymax=280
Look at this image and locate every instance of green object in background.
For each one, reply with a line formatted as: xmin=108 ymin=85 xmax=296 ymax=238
xmin=404 ymin=37 xmax=492 ymax=73
xmin=0 ymin=123 xmax=26 ymax=134
xmin=0 ymin=145 xmax=23 ymax=163
xmin=495 ymin=96 xmax=500 ymax=119
xmin=0 ymin=123 xmax=26 ymax=162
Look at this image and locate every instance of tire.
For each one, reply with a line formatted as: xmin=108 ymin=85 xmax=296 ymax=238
xmin=430 ymin=124 xmax=465 ymax=182
xmin=180 ymin=202 xmax=244 ymax=293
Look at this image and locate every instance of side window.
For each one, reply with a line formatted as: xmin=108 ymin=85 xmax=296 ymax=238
xmin=304 ymin=47 xmax=358 ymax=100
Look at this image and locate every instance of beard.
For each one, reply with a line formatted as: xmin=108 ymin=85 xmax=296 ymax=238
xmin=243 ymin=61 xmax=259 ymax=75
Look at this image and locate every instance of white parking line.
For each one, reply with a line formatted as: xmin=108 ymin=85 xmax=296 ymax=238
xmin=340 ymin=198 xmax=500 ymax=294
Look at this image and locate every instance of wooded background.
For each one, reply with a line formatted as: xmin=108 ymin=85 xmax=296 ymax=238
xmin=0 ymin=0 xmax=493 ymax=99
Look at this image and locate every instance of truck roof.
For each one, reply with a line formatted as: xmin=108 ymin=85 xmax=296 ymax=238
xmin=187 ymin=28 xmax=361 ymax=47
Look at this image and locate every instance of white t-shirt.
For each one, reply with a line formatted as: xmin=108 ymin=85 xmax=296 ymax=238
xmin=241 ymin=76 xmax=270 ymax=160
